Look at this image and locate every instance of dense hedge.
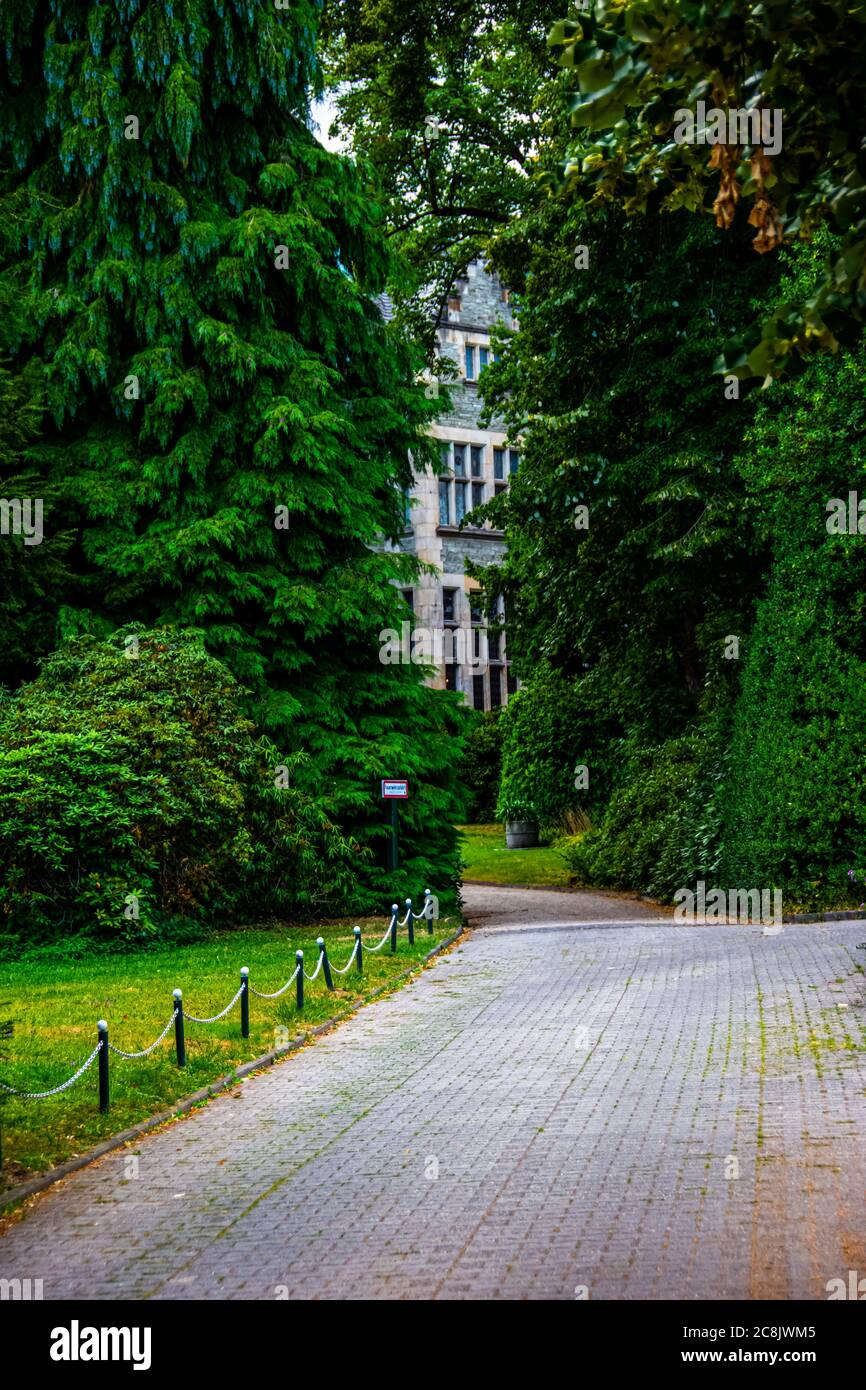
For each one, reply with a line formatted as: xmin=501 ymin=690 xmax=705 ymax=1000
xmin=714 ymin=335 xmax=866 ymax=906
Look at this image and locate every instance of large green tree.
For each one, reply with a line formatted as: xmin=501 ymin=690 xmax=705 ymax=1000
xmin=0 ymin=0 xmax=466 ymax=908
xmin=321 ymin=0 xmax=563 ymax=340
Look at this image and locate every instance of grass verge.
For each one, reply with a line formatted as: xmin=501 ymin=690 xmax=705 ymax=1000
xmin=0 ymin=915 xmax=454 ymax=1195
xmin=459 ymin=823 xmax=574 ymax=888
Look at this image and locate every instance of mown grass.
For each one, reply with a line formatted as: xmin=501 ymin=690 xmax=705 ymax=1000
xmin=459 ymin=823 xmax=574 ymax=888
xmin=0 ymin=914 xmax=455 ymax=1196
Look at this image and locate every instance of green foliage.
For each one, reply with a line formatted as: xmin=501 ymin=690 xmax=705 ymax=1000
xmin=496 ymin=664 xmax=610 ymax=827
xmin=716 ymin=303 xmax=866 ymax=905
xmin=0 ymin=360 xmax=73 ymax=686
xmin=0 ymin=628 xmax=360 ymax=946
xmin=560 ymin=729 xmax=725 ymax=899
xmin=321 ymin=0 xmax=564 ymax=342
xmin=548 ymin=0 xmax=866 ymax=375
xmin=0 ymin=0 xmax=468 ymax=910
xmin=459 ymin=708 xmax=504 ymax=823
xmin=482 ymin=191 xmax=773 ymax=764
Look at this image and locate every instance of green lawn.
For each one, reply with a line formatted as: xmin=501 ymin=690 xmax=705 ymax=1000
xmin=0 ymin=914 xmax=454 ymax=1197
xmin=459 ymin=823 xmax=574 ymax=887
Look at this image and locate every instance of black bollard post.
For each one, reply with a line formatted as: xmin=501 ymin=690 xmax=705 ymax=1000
xmin=173 ymin=989 xmax=186 ymax=1068
xmin=97 ymin=1020 xmax=109 ymax=1114
xmin=240 ymin=967 xmax=250 ymax=1039
xmin=318 ymin=938 xmax=334 ymax=990
xmin=296 ymin=950 xmax=304 ymax=1011
xmin=354 ymin=925 xmax=363 ymax=975
xmin=405 ymin=898 xmax=414 ymax=947
xmin=390 ymin=903 xmax=398 ymax=954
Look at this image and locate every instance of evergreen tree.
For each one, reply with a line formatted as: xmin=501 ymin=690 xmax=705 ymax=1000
xmin=0 ymin=1 xmax=466 ymax=907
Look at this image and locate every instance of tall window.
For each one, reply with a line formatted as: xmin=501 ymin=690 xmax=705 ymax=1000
xmin=401 ymin=589 xmax=414 ymax=613
xmin=438 ymin=480 xmax=452 ymax=526
xmin=509 ymin=449 xmax=520 ymax=475
xmin=465 ymin=345 xmax=476 ymax=380
xmin=445 ymin=663 xmax=460 ymax=692
xmin=472 ymin=674 xmax=486 ymax=711
xmin=493 ymin=448 xmax=504 ymax=480
xmin=488 ymin=630 xmax=501 ymax=661
xmin=489 ymin=666 xmax=503 ymax=708
xmin=455 ymin=481 xmax=467 ymax=523
xmin=469 ymin=597 xmax=483 ymax=624
xmin=443 ymin=588 xmax=458 ymax=622
xmin=470 ymin=445 xmax=483 ymax=477
xmin=439 ymin=441 xmax=451 ymax=470
xmin=471 ymin=481 xmax=485 ymax=510
xmin=479 ymin=346 xmax=489 ymax=372
xmin=453 ymin=443 xmax=466 ymax=477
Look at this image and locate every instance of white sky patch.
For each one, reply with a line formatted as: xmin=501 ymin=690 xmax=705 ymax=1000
xmin=310 ymin=91 xmax=351 ymax=153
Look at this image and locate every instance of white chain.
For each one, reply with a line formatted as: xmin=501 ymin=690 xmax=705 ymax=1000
xmin=183 ymin=984 xmax=245 ymax=1024
xmin=248 ymin=963 xmax=301 ymax=999
xmin=0 ymin=889 xmax=436 ymax=1097
xmin=108 ymin=1010 xmax=178 ymax=1059
xmin=303 ymin=951 xmax=324 ymax=982
xmin=364 ymin=921 xmax=395 ymax=953
xmin=0 ymin=1040 xmax=103 ymax=1099
xmin=330 ymin=939 xmax=360 ymax=975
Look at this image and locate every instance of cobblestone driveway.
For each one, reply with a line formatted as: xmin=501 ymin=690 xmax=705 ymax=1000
xmin=2 ymin=892 xmax=865 ymax=1300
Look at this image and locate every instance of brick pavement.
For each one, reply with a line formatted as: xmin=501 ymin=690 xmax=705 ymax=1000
xmin=1 ymin=892 xmax=865 ymax=1300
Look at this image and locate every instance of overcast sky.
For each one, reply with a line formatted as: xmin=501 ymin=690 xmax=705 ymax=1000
xmin=309 ymin=91 xmax=350 ymax=154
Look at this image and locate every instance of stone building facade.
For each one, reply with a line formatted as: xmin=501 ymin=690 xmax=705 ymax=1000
xmin=396 ymin=260 xmax=519 ymax=710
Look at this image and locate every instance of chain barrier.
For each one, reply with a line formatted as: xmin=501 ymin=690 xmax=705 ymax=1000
xmin=303 ymin=951 xmax=324 ymax=982
xmin=182 ymin=984 xmax=245 ymax=1025
xmin=248 ymin=962 xmax=301 ymax=999
xmin=0 ymin=889 xmax=439 ymax=1109
xmin=107 ymin=1010 xmax=179 ymax=1059
xmin=0 ymin=1040 xmax=103 ymax=1099
xmin=329 ymin=938 xmax=360 ymax=975
xmin=364 ymin=921 xmax=396 ymax=953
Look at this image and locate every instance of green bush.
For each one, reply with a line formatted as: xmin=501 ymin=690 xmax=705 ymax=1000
xmin=0 ymin=628 xmax=359 ymax=947
xmin=459 ymin=709 xmax=504 ymax=822
xmin=560 ymin=731 xmax=725 ymax=899
xmin=496 ymin=664 xmax=615 ymax=828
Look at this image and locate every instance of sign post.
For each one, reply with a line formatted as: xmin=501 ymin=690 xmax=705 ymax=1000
xmin=381 ymin=779 xmax=409 ymax=872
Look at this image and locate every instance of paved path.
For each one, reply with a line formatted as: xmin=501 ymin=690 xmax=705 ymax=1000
xmin=2 ymin=886 xmax=865 ymax=1300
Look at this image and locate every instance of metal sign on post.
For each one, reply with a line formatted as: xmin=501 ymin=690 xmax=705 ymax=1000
xmin=381 ymin=779 xmax=409 ymax=799
xmin=381 ymin=780 xmax=409 ymax=870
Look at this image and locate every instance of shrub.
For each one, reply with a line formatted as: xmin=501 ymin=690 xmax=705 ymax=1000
xmin=496 ymin=664 xmax=615 ymax=828
xmin=459 ymin=709 xmax=504 ymax=822
xmin=560 ymin=733 xmax=722 ymax=898
xmin=0 ymin=627 xmax=359 ymax=946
